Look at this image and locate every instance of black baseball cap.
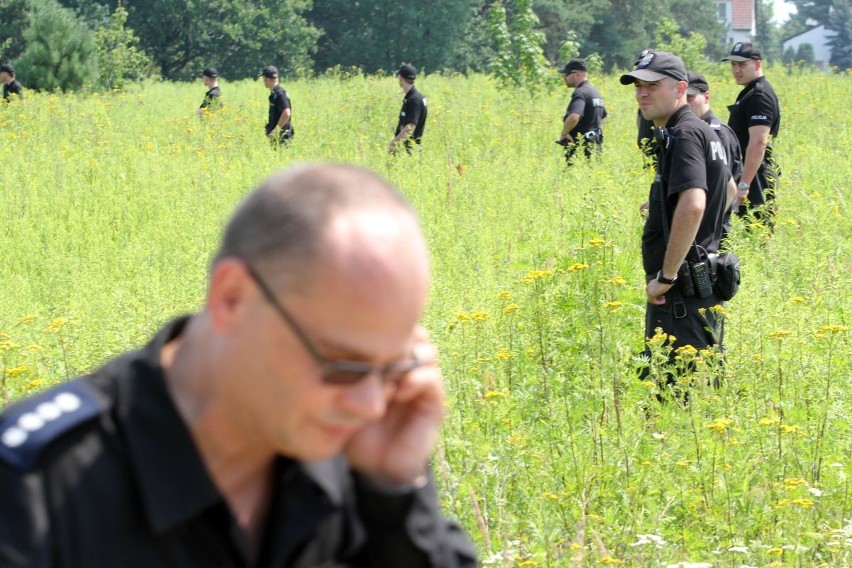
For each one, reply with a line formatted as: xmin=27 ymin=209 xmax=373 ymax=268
xmin=199 ymin=67 xmax=218 ymax=78
xmin=0 ymin=63 xmax=14 ymax=75
xmin=620 ymin=51 xmax=687 ymax=85
xmin=260 ymin=65 xmax=279 ymax=79
xmin=396 ymin=64 xmax=416 ymax=81
xmin=686 ymin=71 xmax=709 ymax=95
xmin=722 ymin=42 xmax=761 ymax=61
xmin=559 ymin=58 xmax=587 ymax=74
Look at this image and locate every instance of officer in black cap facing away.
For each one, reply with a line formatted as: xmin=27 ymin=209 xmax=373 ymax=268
xmin=557 ymin=58 xmax=607 ymax=165
xmin=0 ymin=63 xmax=23 ymax=101
xmin=389 ymin=63 xmax=427 ymax=154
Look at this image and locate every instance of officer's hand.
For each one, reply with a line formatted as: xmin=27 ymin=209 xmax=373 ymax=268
xmin=388 ymin=140 xmax=397 ymax=154
xmin=639 ymin=201 xmax=650 ymax=214
xmin=344 ymin=327 xmax=444 ymax=487
xmin=736 ymin=189 xmax=748 ymax=208
xmin=267 ymin=132 xmax=276 ymax=141
xmin=646 ymin=279 xmax=671 ymax=305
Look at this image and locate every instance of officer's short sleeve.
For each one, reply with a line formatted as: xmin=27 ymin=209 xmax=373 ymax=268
xmin=0 ymin=466 xmax=52 ymax=567
xmin=566 ymin=91 xmax=585 ymax=118
xmin=667 ymin=134 xmax=708 ymax=195
xmin=403 ymin=97 xmax=421 ymax=127
xmin=745 ymin=91 xmax=777 ymax=129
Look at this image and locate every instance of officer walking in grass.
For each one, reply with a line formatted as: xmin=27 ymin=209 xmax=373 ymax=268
xmin=722 ymin=42 xmax=781 ymax=225
xmin=389 ymin=64 xmax=427 ymax=154
xmin=197 ymin=67 xmax=221 ymax=116
xmin=557 ymin=58 xmax=607 ymax=165
xmin=0 ymin=63 xmax=23 ymax=101
xmin=261 ymin=65 xmax=294 ymax=145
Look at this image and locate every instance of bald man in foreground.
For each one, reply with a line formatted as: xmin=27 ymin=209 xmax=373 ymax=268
xmin=0 ymin=165 xmax=478 ymax=567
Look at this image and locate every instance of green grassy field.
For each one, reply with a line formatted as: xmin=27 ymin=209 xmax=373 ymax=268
xmin=1 ymin=68 xmax=850 ymax=567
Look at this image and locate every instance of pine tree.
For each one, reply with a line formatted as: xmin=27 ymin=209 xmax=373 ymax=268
xmin=16 ymin=0 xmax=97 ymax=92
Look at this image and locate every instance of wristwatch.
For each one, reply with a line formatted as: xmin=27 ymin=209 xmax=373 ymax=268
xmin=656 ymin=270 xmax=677 ymax=285
xmin=737 ymin=181 xmax=750 ymax=191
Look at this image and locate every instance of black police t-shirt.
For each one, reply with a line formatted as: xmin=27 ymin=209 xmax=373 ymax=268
xmin=727 ymin=76 xmax=780 ymax=159
xmin=703 ymin=109 xmax=742 ymax=182
xmin=564 ymin=80 xmax=606 ymax=138
xmin=396 ymin=87 xmax=427 ymax=142
xmin=199 ymin=86 xmax=220 ymax=109
xmin=642 ymin=106 xmax=730 ymax=274
xmin=2 ymin=80 xmax=22 ymax=101
xmin=266 ymin=85 xmax=292 ymax=134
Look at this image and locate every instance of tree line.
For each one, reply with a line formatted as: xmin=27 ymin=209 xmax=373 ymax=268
xmin=0 ymin=0 xmax=849 ymax=92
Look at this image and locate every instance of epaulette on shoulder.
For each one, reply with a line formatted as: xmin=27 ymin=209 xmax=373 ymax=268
xmin=0 ymin=379 xmax=106 ymax=471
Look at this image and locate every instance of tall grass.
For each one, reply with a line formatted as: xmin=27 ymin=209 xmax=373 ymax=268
xmin=1 ymin=67 xmax=850 ymax=566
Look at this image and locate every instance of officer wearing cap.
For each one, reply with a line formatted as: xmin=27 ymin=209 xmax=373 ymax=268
xmin=687 ymin=71 xmax=743 ymax=238
xmin=389 ymin=63 xmax=427 ymax=154
xmin=261 ymin=65 xmax=294 ymax=145
xmin=557 ymin=58 xmax=607 ymax=165
xmin=722 ymin=42 xmax=781 ymax=224
xmin=0 ymin=63 xmax=23 ymax=101
xmin=197 ymin=67 xmax=221 ymax=116
xmin=0 ymin=164 xmax=478 ymax=567
xmin=621 ymin=52 xmax=736 ymax=380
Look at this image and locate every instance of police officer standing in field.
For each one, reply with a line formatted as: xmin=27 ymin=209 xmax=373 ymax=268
xmin=621 ymin=52 xmax=736 ymax=377
xmin=389 ymin=63 xmax=427 ymax=154
xmin=0 ymin=63 xmax=23 ymax=101
xmin=687 ymin=71 xmax=743 ymax=238
xmin=0 ymin=164 xmax=478 ymax=567
xmin=261 ymin=65 xmax=294 ymax=145
xmin=722 ymin=42 xmax=781 ymax=224
xmin=197 ymin=66 xmax=221 ymax=116
xmin=557 ymin=58 xmax=607 ymax=165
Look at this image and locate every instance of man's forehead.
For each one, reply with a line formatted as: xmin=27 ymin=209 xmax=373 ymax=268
xmin=634 ymin=79 xmax=663 ymax=87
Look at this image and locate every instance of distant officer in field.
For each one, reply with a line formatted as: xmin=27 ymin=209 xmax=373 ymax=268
xmin=621 ymin=51 xmax=735 ymax=377
xmin=389 ymin=64 xmax=427 ymax=154
xmin=261 ymin=65 xmax=294 ymax=145
xmin=722 ymin=42 xmax=781 ymax=223
xmin=556 ymin=58 xmax=607 ymax=165
xmin=197 ymin=67 xmax=221 ymax=116
xmin=0 ymin=64 xmax=23 ymax=102
xmin=687 ymin=71 xmax=743 ymax=238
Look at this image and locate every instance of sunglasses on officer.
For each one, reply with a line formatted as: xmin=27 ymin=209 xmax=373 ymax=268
xmin=242 ymin=262 xmax=422 ymax=386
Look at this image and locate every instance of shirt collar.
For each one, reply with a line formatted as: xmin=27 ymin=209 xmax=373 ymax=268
xmin=664 ymin=104 xmax=693 ymax=129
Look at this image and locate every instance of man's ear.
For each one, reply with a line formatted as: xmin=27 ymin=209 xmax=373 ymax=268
xmin=207 ymin=258 xmax=252 ymax=333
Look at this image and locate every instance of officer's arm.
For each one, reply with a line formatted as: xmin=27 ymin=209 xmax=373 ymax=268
xmin=392 ymin=123 xmax=416 ymax=143
xmin=276 ymin=108 xmax=291 ymax=130
xmin=560 ymin=113 xmax=580 ymax=140
xmin=647 ymin=188 xmax=706 ymax=303
xmin=740 ymin=124 xmax=770 ymax=187
xmin=725 ymin=176 xmax=737 ymax=211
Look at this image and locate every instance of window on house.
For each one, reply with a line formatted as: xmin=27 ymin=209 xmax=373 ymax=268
xmin=717 ymin=2 xmax=727 ymax=20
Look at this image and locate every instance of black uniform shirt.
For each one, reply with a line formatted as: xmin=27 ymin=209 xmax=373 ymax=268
xmin=642 ymin=106 xmax=730 ymax=274
xmin=200 ymin=85 xmax=221 ymax=110
xmin=0 ymin=317 xmax=477 ymax=568
xmin=396 ymin=87 xmax=427 ymax=143
xmin=563 ymin=80 xmax=607 ymax=139
xmin=266 ymin=85 xmax=292 ymax=135
xmin=702 ymin=109 xmax=743 ymax=182
xmin=2 ymin=79 xmax=23 ymax=101
xmin=727 ymin=76 xmax=780 ymax=161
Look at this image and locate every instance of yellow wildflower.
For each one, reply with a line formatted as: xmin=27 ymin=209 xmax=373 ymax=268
xmin=567 ymin=262 xmax=589 ymax=272
xmin=817 ymin=324 xmax=848 ymax=334
xmin=503 ymin=303 xmax=520 ymax=314
xmin=599 ymin=556 xmax=623 ymax=565
xmin=606 ymin=275 xmax=627 ymax=285
xmin=46 ymin=317 xmax=69 ymax=333
xmin=759 ymin=417 xmax=780 ymax=426
xmin=495 ymin=349 xmax=512 ymax=360
xmin=790 ymin=296 xmax=806 ymax=304
xmin=706 ymin=417 xmax=733 ymax=433
xmin=19 ymin=315 xmax=36 ymax=324
xmin=5 ymin=365 xmax=30 ymax=378
xmin=768 ymin=329 xmax=792 ymax=340
xmin=781 ymin=424 xmax=804 ymax=435
xmin=676 ymin=459 xmax=691 ymax=467
xmin=522 ymin=269 xmax=553 ymax=284
xmin=540 ymin=492 xmax=560 ymax=500
xmin=518 ymin=561 xmax=538 ymax=567
xmin=569 ymin=542 xmax=582 ymax=551
xmin=588 ymin=237 xmax=606 ymax=247
xmin=603 ymin=301 xmax=622 ymax=312
xmin=498 ymin=290 xmax=512 ymax=300
xmin=792 ymin=498 xmax=814 ymax=508
xmin=470 ymin=311 xmax=489 ymax=321
xmin=484 ymin=390 xmax=505 ymax=399
xmin=454 ymin=312 xmax=471 ymax=323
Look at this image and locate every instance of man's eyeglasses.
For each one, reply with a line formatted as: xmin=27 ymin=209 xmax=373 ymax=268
xmin=242 ymin=262 xmax=422 ymax=386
